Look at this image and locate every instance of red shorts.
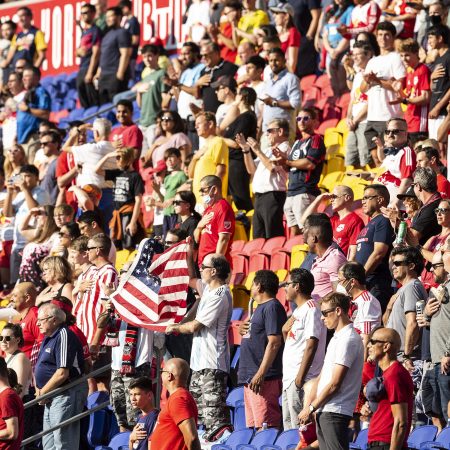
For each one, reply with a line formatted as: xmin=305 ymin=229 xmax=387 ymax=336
xmin=244 ymin=379 xmax=282 ymax=428
xmin=0 ymin=241 xmax=13 ymax=269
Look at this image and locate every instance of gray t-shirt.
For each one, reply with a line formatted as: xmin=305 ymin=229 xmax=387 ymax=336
xmin=430 ymin=284 xmax=450 ymax=363
xmin=387 ymin=279 xmax=427 ymax=353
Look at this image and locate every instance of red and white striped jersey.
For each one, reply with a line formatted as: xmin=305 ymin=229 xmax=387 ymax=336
xmin=351 ymin=290 xmax=382 ymax=335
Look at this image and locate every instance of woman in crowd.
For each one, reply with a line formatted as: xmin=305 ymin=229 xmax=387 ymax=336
xmin=36 ymin=255 xmax=74 ymax=304
xmin=1 ymin=323 xmax=31 ymax=399
xmin=53 ymin=222 xmax=81 ymax=257
xmin=4 ymin=145 xmax=27 ymax=181
xmin=18 ymin=205 xmax=59 ymax=291
xmin=173 ymin=190 xmax=201 ymax=238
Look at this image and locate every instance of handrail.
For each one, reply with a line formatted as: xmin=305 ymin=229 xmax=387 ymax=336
xmin=24 ymin=363 xmax=112 ymax=409
xmin=20 ymin=400 xmax=110 ymax=447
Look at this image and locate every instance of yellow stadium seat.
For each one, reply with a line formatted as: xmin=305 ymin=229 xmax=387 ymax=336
xmin=325 ymin=155 xmax=345 ymax=174
xmin=324 ymin=128 xmax=342 ymax=148
xmin=231 ymin=286 xmax=250 ymax=309
xmin=290 ymin=244 xmax=309 ymax=270
xmin=275 ymin=269 xmax=288 ymax=282
xmin=319 ymin=171 xmax=344 ymax=192
xmin=341 ymin=175 xmax=371 ymax=201
xmin=335 ymin=119 xmax=349 ymax=135
xmin=246 ymin=209 xmax=254 ymax=240
xmin=115 ymin=249 xmax=131 ymax=272
xmin=234 ymin=220 xmax=248 ymax=241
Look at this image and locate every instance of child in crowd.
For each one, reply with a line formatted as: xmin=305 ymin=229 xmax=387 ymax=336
xmin=128 ymin=377 xmax=159 ymax=450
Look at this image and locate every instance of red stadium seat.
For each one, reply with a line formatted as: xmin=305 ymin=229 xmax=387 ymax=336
xmin=270 ymin=252 xmax=290 ymax=271
xmin=250 ymin=236 xmax=286 ymax=256
xmin=248 ymin=253 xmax=269 ymax=273
xmin=336 ymin=92 xmax=351 ymax=110
xmin=231 ymin=240 xmax=246 ymax=253
xmin=314 ymin=73 xmax=332 ymax=90
xmin=232 ymin=238 xmax=266 ymax=258
xmin=317 ymin=118 xmax=339 ymax=136
xmin=302 ymin=86 xmax=321 ymax=107
xmin=300 ymin=74 xmax=317 ymax=92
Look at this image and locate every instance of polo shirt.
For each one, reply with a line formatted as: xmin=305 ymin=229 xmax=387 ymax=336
xmin=411 ymin=193 xmax=442 ymax=245
xmin=99 ymin=27 xmax=131 ymax=75
xmin=178 ymin=62 xmax=205 ymax=120
xmin=35 ymin=326 xmax=84 ymax=389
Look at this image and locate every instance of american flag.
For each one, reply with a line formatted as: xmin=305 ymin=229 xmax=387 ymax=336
xmin=110 ymin=238 xmax=189 ymax=331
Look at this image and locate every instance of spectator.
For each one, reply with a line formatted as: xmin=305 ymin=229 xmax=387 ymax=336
xmin=0 ymin=357 xmax=24 ymax=450
xmin=337 ymin=262 xmax=382 ymax=357
xmin=410 ymin=167 xmax=441 ymax=245
xmin=36 ymin=255 xmax=74 ymax=304
xmin=53 ymin=222 xmax=81 ymax=257
xmin=238 ymin=270 xmax=287 ymax=430
xmin=243 ymin=55 xmax=266 ymax=125
xmin=184 ymin=0 xmax=211 ymax=44
xmin=63 ymin=119 xmax=116 ymax=227
xmin=95 ymin=6 xmax=132 ymax=105
xmin=344 ymin=42 xmax=372 ymax=168
xmin=173 ymin=191 xmax=201 ymax=239
xmin=76 ymin=3 xmax=101 ymax=109
xmin=361 ymin=22 xmax=406 ymax=164
xmin=298 ymin=293 xmax=364 ymax=450
xmin=301 ymin=185 xmax=365 ymax=258
xmin=3 ymin=145 xmax=27 ymax=183
xmin=110 ymin=100 xmax=144 ymax=164
xmin=235 ymin=42 xmax=257 ymax=84
xmin=354 ymin=184 xmax=394 ymax=309
xmin=416 ymin=146 xmax=450 ymax=198
xmin=119 ymin=0 xmax=140 ymax=79
xmin=384 ymin=246 xmax=426 ymax=367
xmin=1 ymin=7 xmax=46 ymax=69
xmin=213 ymin=76 xmax=238 ymax=131
xmin=3 ymin=165 xmax=50 ymax=287
xmin=196 ymin=41 xmax=238 ymax=114
xmin=96 ymin=147 xmax=145 ymax=250
xmin=95 ymin=0 xmax=108 ymax=32
xmin=275 ymin=108 xmax=325 ymax=236
xmin=367 ymin=328 xmax=414 ymax=450
xmin=128 ymin=377 xmax=158 ymax=450
xmin=0 ymin=21 xmax=16 ymax=86
xmin=17 ymin=67 xmax=51 ymax=160
xmin=189 ymin=112 xmax=228 ymax=202
xmin=148 ymin=358 xmax=200 ymax=450
xmin=39 ymin=131 xmax=62 ymax=204
xmin=374 ymin=117 xmax=416 ymax=203
xmin=194 ymin=175 xmax=235 ymax=267
xmin=234 ymin=0 xmax=269 ymax=45
xmin=34 ymin=302 xmax=87 ymax=450
xmin=338 ymin=0 xmax=381 ymax=39
xmin=236 ymin=118 xmax=288 ymax=239
xmin=166 ymin=253 xmax=233 ymax=441
xmin=304 ymin=213 xmax=348 ymax=297
xmin=281 ymin=268 xmax=326 ymax=430
xmin=261 ymin=47 xmax=301 ymax=134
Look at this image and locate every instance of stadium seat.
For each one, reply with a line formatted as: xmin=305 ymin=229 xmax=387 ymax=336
xmin=247 ymin=428 xmax=279 ymax=448
xmin=115 ymin=250 xmax=131 ymax=271
xmin=211 ymin=428 xmax=254 ymax=450
xmin=260 ymin=429 xmax=300 ymax=450
xmin=324 ymin=128 xmax=343 ymax=148
xmin=290 ymin=244 xmax=309 ymax=270
xmin=232 ymin=238 xmax=266 ymax=258
xmin=95 ymin=431 xmax=131 ymax=450
xmin=231 ymin=240 xmax=246 ymax=253
xmin=349 ymin=428 xmax=368 ymax=450
xmin=317 ymin=118 xmax=339 ymax=136
xmin=407 ymin=425 xmax=438 ymax=450
xmin=319 ymin=171 xmax=344 ymax=192
xmin=234 ymin=220 xmax=249 ymax=241
xmin=420 ymin=426 xmax=450 ymax=449
xmin=300 ymin=74 xmax=317 ymax=92
xmin=314 ymin=73 xmax=331 ymax=90
xmin=270 ymin=252 xmax=290 ymax=271
xmin=253 ymin=236 xmax=286 ymax=256
xmin=226 ymin=387 xmax=244 ymax=407
xmin=302 ymin=86 xmax=321 ymax=107
xmin=336 ymin=92 xmax=351 ymax=110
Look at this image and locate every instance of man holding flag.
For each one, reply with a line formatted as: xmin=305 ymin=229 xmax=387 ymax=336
xmin=166 ymin=251 xmax=233 ymax=443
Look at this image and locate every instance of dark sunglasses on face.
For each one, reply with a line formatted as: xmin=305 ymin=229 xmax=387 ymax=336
xmin=392 ymin=260 xmax=409 ymax=267
xmin=173 ymin=200 xmax=186 ymax=206
xmin=435 ymin=208 xmax=450 ymax=215
xmin=321 ymin=307 xmax=336 ymax=317
xmin=297 ymin=116 xmax=311 ymax=122
xmin=0 ymin=336 xmax=12 ymax=342
xmin=384 ymin=129 xmax=405 ymax=136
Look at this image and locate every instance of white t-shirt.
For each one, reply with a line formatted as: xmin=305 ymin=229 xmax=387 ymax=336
xmin=317 ymin=323 xmax=364 ymax=416
xmin=190 ymin=283 xmax=233 ymax=373
xmin=351 ymin=290 xmax=382 ymax=335
xmin=184 ymin=0 xmax=211 ymax=44
xmin=350 ymin=71 xmax=368 ymax=124
xmin=365 ymin=51 xmax=406 ymax=121
xmin=282 ymin=299 xmax=327 ymax=389
xmin=72 ymin=141 xmax=116 ymax=188
xmin=216 ymin=103 xmax=233 ymax=128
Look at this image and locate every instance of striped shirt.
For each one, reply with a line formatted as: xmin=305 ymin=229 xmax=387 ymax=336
xmin=352 ymin=290 xmax=382 ymax=335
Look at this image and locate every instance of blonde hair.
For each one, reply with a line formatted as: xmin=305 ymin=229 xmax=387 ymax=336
xmin=40 ymin=256 xmax=72 ymax=284
xmin=4 ymin=145 xmax=27 ymax=179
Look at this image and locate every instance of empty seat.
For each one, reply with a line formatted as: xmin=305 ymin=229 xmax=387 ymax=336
xmin=350 ymin=428 xmax=368 ymax=450
xmin=300 ymin=74 xmax=317 ymax=92
xmin=407 ymin=425 xmax=438 ymax=450
xmin=211 ymin=428 xmax=254 ymax=450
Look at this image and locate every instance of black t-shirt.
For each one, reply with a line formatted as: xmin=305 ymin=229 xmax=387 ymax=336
xmin=411 ymin=195 xmax=442 ymax=245
xmin=287 ymin=134 xmax=326 ymax=197
xmin=123 ymin=16 xmax=140 ymax=59
xmin=176 ymin=213 xmax=201 ymax=238
xmin=99 ymin=27 xmax=132 ymax=74
xmin=288 ymin=0 xmax=321 ymax=37
xmin=200 ymin=60 xmax=238 ymax=113
xmin=355 ymin=214 xmax=394 ymax=283
xmin=224 ymin=111 xmax=257 ymax=161
xmin=238 ymin=299 xmax=286 ymax=384
xmin=430 ymin=49 xmax=450 ymax=115
xmin=105 ymin=170 xmax=144 ymax=209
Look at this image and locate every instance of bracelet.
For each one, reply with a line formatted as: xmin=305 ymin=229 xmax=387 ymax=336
xmin=242 ymin=151 xmax=250 ymax=154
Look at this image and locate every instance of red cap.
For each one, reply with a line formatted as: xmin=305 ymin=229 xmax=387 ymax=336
xmin=147 ymin=159 xmax=167 ymax=174
xmin=149 ymin=36 xmax=164 ymax=47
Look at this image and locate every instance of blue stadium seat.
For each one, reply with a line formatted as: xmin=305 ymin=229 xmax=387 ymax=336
xmin=233 ymin=401 xmax=246 ymax=431
xmin=227 ymin=387 xmax=244 ymax=407
xmin=231 ymin=308 xmax=244 ymax=321
xmin=260 ymin=429 xmax=299 ymax=450
xmin=408 ymin=425 xmax=438 ymax=450
xmin=211 ymin=428 xmax=254 ymax=450
xmin=350 ymin=428 xmax=368 ymax=450
xmin=246 ymin=428 xmax=279 ymax=448
xmin=420 ymin=426 xmax=450 ymax=449
xmin=231 ymin=347 xmax=240 ymax=370
xmin=94 ymin=431 xmax=130 ymax=450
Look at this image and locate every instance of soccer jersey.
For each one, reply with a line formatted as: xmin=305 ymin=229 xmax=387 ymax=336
xmin=330 ymin=212 xmax=365 ymax=256
xmin=404 ymin=63 xmax=430 ymax=133
xmin=351 ymin=290 xmax=382 ymax=335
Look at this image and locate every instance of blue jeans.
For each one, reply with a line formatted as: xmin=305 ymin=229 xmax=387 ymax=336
xmin=430 ymin=363 xmax=450 ymax=421
xmin=42 ymin=381 xmax=88 ymax=450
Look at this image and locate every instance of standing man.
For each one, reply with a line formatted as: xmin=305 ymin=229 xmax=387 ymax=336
xmin=384 ymin=246 xmax=426 ymax=367
xmin=236 ymin=119 xmax=288 ymax=239
xmin=119 ymin=0 xmax=140 ymax=79
xmin=298 ymin=293 xmax=364 ymax=450
xmin=238 ymin=270 xmax=287 ymax=430
xmin=95 ymin=7 xmax=132 ymax=105
xmin=149 ymin=358 xmax=200 ymax=450
xmin=274 ymin=108 xmax=325 ymax=236
xmin=367 ymin=328 xmax=414 ymax=450
xmin=166 ymin=253 xmax=233 ymax=441
xmin=76 ymin=3 xmax=101 ymax=109
xmin=354 ymin=184 xmax=394 ymax=309
xmin=282 ymin=269 xmax=326 ymax=430
xmin=34 ymin=303 xmax=87 ymax=450
xmin=194 ymin=175 xmax=235 ymax=267
xmin=40 ymin=130 xmax=62 ymax=204
xmin=261 ymin=48 xmax=301 ymax=134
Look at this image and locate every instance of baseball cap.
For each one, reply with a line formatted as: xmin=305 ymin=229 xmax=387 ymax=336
xmin=210 ymin=75 xmax=237 ymax=91
xmin=149 ymin=36 xmax=164 ymax=47
xmin=397 ymin=185 xmax=417 ymax=200
xmin=270 ymin=2 xmax=294 ymax=15
xmin=147 ymin=159 xmax=167 ymax=174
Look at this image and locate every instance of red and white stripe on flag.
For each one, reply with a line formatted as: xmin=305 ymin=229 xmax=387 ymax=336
xmin=111 ymin=239 xmax=189 ymax=331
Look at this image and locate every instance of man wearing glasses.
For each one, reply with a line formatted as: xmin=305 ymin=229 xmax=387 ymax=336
xmin=298 ymin=292 xmax=364 ymax=450
xmin=366 ymin=328 xmax=414 ymax=450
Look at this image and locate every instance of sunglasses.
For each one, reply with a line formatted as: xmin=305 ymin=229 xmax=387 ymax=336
xmin=435 ymin=208 xmax=450 ymax=215
xmin=199 ymin=186 xmax=212 ymax=194
xmin=369 ymin=338 xmax=391 ymax=345
xmin=173 ymin=200 xmax=186 ymax=206
xmin=431 ymin=262 xmax=444 ymax=269
xmin=266 ymin=127 xmax=280 ymax=133
xmin=161 ymin=117 xmax=173 ymax=122
xmin=392 ymin=260 xmax=409 ymax=267
xmin=200 ymin=264 xmax=213 ymax=270
xmin=297 ymin=116 xmax=311 ymax=122
xmin=361 ymin=195 xmax=379 ymax=202
xmin=321 ymin=307 xmax=336 ymax=317
xmin=0 ymin=336 xmax=13 ymax=342
xmin=384 ymin=129 xmax=405 ymax=136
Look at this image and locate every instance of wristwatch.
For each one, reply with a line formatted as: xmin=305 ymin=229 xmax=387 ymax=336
xmin=309 ymin=404 xmax=316 ymax=413
xmin=272 ymin=99 xmax=278 ymax=107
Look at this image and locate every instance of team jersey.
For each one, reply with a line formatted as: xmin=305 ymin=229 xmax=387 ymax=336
xmin=351 ymin=290 xmax=382 ymax=335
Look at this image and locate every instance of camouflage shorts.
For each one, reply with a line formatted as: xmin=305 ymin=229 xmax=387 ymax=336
xmin=189 ymin=369 xmax=231 ymax=432
xmin=110 ymin=362 xmax=151 ymax=429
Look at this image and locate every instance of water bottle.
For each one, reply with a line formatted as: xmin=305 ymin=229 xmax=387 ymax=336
xmin=394 ymin=219 xmax=407 ymax=247
xmin=262 ymin=422 xmax=268 ymax=430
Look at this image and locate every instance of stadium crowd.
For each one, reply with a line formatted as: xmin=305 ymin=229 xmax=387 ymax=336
xmin=0 ymin=0 xmax=449 ymax=449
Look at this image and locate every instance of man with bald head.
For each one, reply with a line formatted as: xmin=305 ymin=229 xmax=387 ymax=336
xmin=367 ymin=328 xmax=414 ymax=450
xmin=11 ymin=282 xmax=42 ymax=364
xmin=149 ymin=358 xmax=200 ymax=450
xmin=302 ymin=185 xmax=364 ymax=258
xmin=166 ymin=252 xmax=232 ymax=441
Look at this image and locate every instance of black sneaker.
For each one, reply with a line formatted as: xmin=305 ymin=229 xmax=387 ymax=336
xmin=202 ymin=425 xmax=234 ymax=442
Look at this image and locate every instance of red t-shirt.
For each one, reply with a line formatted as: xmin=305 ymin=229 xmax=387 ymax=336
xmin=330 ymin=212 xmax=365 ymax=256
xmin=69 ymin=324 xmax=90 ymax=359
xmin=368 ymin=361 xmax=414 ymax=445
xmin=150 ymin=388 xmax=198 ymax=450
xmin=198 ymin=199 xmax=235 ymax=266
xmin=437 ymin=173 xmax=450 ymax=199
xmin=280 ymin=27 xmax=301 ymax=56
xmin=110 ymin=124 xmax=144 ymax=172
xmin=0 ymin=388 xmax=24 ymax=450
xmin=56 ymin=152 xmax=78 ymax=212
xmin=405 ymin=63 xmax=430 ymax=133
xmin=19 ymin=307 xmax=43 ymax=364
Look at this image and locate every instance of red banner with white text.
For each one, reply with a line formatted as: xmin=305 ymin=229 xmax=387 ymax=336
xmin=0 ymin=0 xmax=186 ymax=76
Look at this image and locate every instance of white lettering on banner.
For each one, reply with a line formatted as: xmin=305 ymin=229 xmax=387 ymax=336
xmin=52 ymin=6 xmax=62 ymax=69
xmin=64 ymin=4 xmax=74 ymax=67
xmin=40 ymin=8 xmax=51 ymax=72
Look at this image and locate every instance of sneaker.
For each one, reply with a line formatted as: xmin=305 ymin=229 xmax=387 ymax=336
xmin=202 ymin=425 xmax=233 ymax=443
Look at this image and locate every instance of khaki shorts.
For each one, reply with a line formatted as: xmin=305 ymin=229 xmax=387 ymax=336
xmin=283 ymin=193 xmax=315 ymax=229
